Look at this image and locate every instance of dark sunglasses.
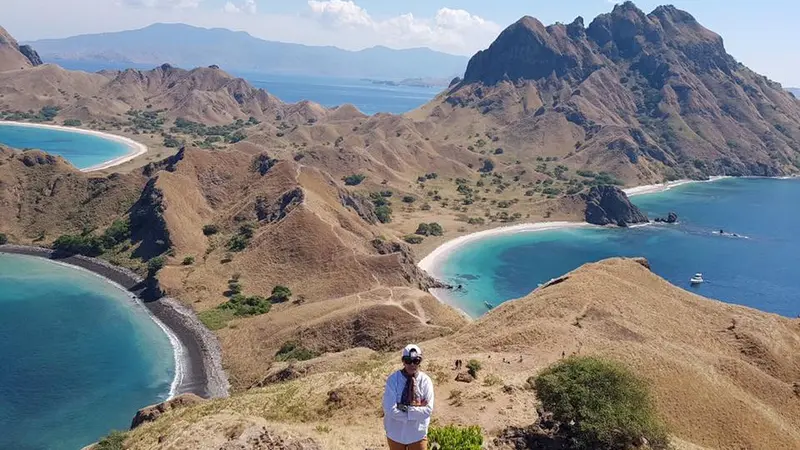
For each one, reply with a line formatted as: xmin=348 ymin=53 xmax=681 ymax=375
xmin=402 ymin=357 xmax=422 ymax=365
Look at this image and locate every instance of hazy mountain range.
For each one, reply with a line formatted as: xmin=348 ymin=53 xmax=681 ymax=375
xmin=789 ymin=87 xmax=800 ymax=97
xmin=24 ymin=23 xmax=468 ymax=79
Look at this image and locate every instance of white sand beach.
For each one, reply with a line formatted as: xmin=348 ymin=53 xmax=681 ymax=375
xmin=419 ymin=176 xmax=735 ymax=281
xmin=0 ymin=120 xmax=148 ymax=172
xmin=624 ymin=176 xmax=730 ymax=197
xmin=418 ymin=221 xmax=593 ymax=279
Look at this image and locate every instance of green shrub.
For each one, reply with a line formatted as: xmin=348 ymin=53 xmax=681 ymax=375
xmin=466 ymin=359 xmax=481 ymax=378
xmin=343 ymin=174 xmax=366 ymax=186
xmin=533 ymin=356 xmax=669 ymax=449
xmin=102 ymin=219 xmax=130 ymax=247
xmin=478 ymin=159 xmax=495 ymax=173
xmin=63 ymin=119 xmax=82 ymax=127
xmin=270 ymin=285 xmax=292 ymax=303
xmin=403 ymin=235 xmax=423 ymax=244
xmin=0 ymin=233 xmax=7 ymax=245
xmin=228 ymin=130 xmax=247 ymax=143
xmin=375 ymin=205 xmax=393 ymax=224
xmin=147 ymin=256 xmax=165 ymax=275
xmin=182 ymin=256 xmax=195 ymax=265
xmin=415 ymin=222 xmax=444 ymax=236
xmin=53 ymin=234 xmax=105 ymax=256
xmin=402 ymin=195 xmax=416 ymax=203
xmin=428 ymin=425 xmax=483 ymax=450
xmin=202 ymin=224 xmax=219 ymax=236
xmin=38 ymin=106 xmax=60 ymax=121
xmin=227 ymin=223 xmax=255 ymax=251
xmin=275 ymin=341 xmax=320 ymax=362
xmin=220 ymin=294 xmax=271 ymax=317
xmin=95 ymin=430 xmax=127 ymax=450
xmin=163 ymin=134 xmax=183 ymax=148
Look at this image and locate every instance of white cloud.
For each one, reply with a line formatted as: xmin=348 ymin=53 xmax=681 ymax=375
xmin=307 ymin=0 xmax=371 ymax=27
xmin=223 ymin=0 xmax=256 ymax=14
xmin=305 ymin=1 xmax=501 ymax=54
xmin=222 ymin=1 xmax=240 ymax=13
xmin=120 ymin=0 xmax=201 ymax=9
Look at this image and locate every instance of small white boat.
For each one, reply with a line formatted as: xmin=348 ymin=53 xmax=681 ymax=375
xmin=690 ymin=273 xmax=704 ymax=284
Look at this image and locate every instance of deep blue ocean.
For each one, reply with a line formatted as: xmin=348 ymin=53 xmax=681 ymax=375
xmin=0 ymin=124 xmax=130 ymax=170
xmin=0 ymin=254 xmax=175 ymax=450
xmin=433 ymin=178 xmax=800 ymax=319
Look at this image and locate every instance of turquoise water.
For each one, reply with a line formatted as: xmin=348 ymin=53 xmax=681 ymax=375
xmin=0 ymin=124 xmax=130 ymax=169
xmin=0 ymin=254 xmax=175 ymax=450
xmin=435 ymin=178 xmax=800 ymax=318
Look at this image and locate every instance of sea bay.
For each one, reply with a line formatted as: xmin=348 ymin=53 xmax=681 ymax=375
xmin=431 ymin=178 xmax=800 ymax=319
xmin=0 ymin=254 xmax=175 ymax=450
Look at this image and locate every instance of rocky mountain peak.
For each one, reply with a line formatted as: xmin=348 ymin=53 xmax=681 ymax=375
xmin=461 ymin=15 xmax=600 ymax=86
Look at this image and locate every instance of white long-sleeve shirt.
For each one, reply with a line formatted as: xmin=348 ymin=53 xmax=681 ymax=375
xmin=382 ymin=370 xmax=435 ymax=445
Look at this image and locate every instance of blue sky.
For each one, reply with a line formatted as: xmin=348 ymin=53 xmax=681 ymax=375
xmin=5 ymin=0 xmax=800 ymax=85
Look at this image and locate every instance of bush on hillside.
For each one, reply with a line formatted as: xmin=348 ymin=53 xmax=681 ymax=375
xmin=275 ymin=341 xmax=320 ymax=362
xmin=227 ymin=223 xmax=255 ymax=251
xmin=0 ymin=233 xmax=7 ymax=245
xmin=343 ymin=174 xmax=366 ymax=186
xmin=182 ymin=256 xmax=195 ymax=265
xmin=63 ymin=119 xmax=82 ymax=127
xmin=467 ymin=359 xmax=481 ymax=378
xmin=102 ymin=218 xmax=131 ymax=247
xmin=375 ymin=205 xmax=393 ymax=223
xmin=533 ymin=356 xmax=669 ymax=449
xmin=415 ymin=222 xmax=444 ymax=237
xmin=202 ymin=224 xmax=219 ymax=236
xmin=95 ymin=430 xmax=126 ymax=450
xmin=147 ymin=256 xmax=165 ymax=275
xmin=270 ymin=285 xmax=292 ymax=303
xmin=403 ymin=235 xmax=423 ymax=244
xmin=53 ymin=234 xmax=105 ymax=256
xmin=428 ymin=425 xmax=483 ymax=450
xmin=219 ymin=294 xmax=271 ymax=317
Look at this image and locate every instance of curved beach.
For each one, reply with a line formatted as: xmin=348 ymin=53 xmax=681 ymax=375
xmin=0 ymin=120 xmax=148 ymax=172
xmin=418 ymin=176 xmax=735 ymax=295
xmin=0 ymin=245 xmax=229 ymax=400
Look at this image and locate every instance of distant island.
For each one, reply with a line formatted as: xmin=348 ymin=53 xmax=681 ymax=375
xmin=789 ymin=87 xmax=800 ymax=98
xmin=361 ymin=77 xmax=454 ymax=88
xmin=23 ymin=23 xmax=469 ymax=80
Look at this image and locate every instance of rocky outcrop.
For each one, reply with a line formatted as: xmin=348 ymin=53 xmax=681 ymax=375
xmin=129 ymin=177 xmax=172 ymax=259
xmin=130 ymin=393 xmax=205 ymax=429
xmin=654 ymin=212 xmax=678 ymax=223
xmin=339 ymin=190 xmax=378 ymax=224
xmin=255 ymin=188 xmax=304 ymax=223
xmin=581 ymin=185 xmax=649 ymax=226
xmin=18 ymin=45 xmax=42 ymax=66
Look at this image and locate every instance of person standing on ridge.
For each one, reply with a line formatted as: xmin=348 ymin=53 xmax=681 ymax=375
xmin=382 ymin=344 xmax=435 ymax=450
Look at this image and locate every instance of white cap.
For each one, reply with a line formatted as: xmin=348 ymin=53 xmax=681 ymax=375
xmin=402 ymin=344 xmax=422 ymax=358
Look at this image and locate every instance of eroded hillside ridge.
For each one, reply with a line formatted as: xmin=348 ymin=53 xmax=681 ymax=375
xmin=437 ymin=2 xmax=800 ymax=182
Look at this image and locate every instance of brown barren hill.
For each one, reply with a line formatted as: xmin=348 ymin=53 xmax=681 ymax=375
xmin=120 ymin=258 xmax=800 ymax=450
xmin=450 ymin=258 xmax=800 ymax=449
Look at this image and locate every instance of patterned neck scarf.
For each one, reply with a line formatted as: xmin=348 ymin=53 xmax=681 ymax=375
xmin=400 ymin=369 xmax=418 ymax=406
